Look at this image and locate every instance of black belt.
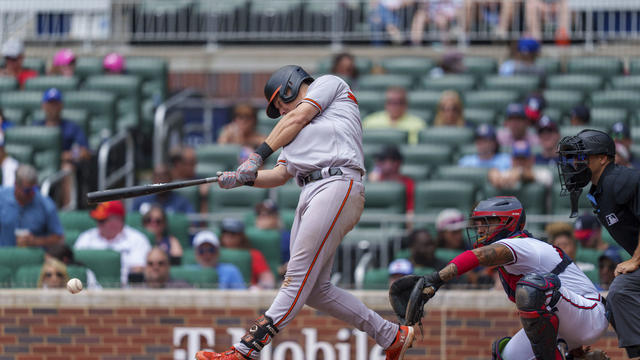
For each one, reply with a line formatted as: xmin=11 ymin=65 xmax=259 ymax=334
xmin=300 ymin=168 xmax=343 ymax=186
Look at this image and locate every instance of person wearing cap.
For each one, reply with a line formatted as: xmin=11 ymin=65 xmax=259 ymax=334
xmin=34 ymin=87 xmax=90 ymax=208
xmin=220 ymin=218 xmax=275 ymax=290
xmin=573 ymin=213 xmax=606 ymax=251
xmin=570 ymin=105 xmax=590 ymax=126
xmin=535 ymin=115 xmax=560 ymax=166
xmin=254 ymin=199 xmax=291 ymax=275
xmin=368 ymin=144 xmax=415 ymax=213
xmin=363 ymin=87 xmax=426 ymax=145
xmin=142 ymin=247 xmax=191 ymax=289
xmin=103 ymin=52 xmax=125 ymax=74
xmin=132 ymin=164 xmax=194 ymax=215
xmin=0 ymin=130 xmax=18 ymax=187
xmin=218 ymin=103 xmax=266 ymax=149
xmin=388 ymin=258 xmax=413 ymax=286
xmin=498 ymin=37 xmax=544 ymax=76
xmin=0 ymin=39 xmax=37 ymax=88
xmin=74 ymin=200 xmax=151 ymax=286
xmin=49 ymin=48 xmax=76 ymax=77
xmin=190 ymin=230 xmax=245 ymax=289
xmin=458 ymin=124 xmax=511 ymax=170
xmin=497 ymin=103 xmax=539 ymax=148
xmin=489 ymin=139 xmax=552 ymax=190
xmin=409 ymin=229 xmax=449 ymax=271
xmin=610 ymin=121 xmax=640 ymax=169
xmin=0 ymin=164 xmax=63 ymax=247
xmin=599 ymin=247 xmax=623 ymax=290
xmin=435 ymin=208 xmax=467 ymax=250
xmin=523 ymin=93 xmax=546 ymax=125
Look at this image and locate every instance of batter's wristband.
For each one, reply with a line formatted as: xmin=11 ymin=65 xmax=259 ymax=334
xmin=449 ymin=250 xmax=480 ymax=275
xmin=255 ymin=142 xmax=274 ymax=161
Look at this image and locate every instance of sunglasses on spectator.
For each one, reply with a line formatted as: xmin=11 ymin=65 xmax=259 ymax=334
xmin=44 ymin=272 xmax=64 ymax=278
xmin=143 ymin=217 xmax=165 ymax=225
xmin=198 ymin=247 xmax=217 ymax=255
xmin=19 ymin=185 xmax=37 ymax=195
xmin=386 ymin=99 xmax=406 ymax=105
xmin=439 ymin=105 xmax=460 ymax=112
xmin=147 ymin=260 xmax=168 ymax=267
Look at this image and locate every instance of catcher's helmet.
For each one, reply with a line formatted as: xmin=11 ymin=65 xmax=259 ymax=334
xmin=264 ymin=65 xmax=314 ymax=119
xmin=556 ymin=129 xmax=615 ymax=193
xmin=467 ymin=196 xmax=526 ymax=248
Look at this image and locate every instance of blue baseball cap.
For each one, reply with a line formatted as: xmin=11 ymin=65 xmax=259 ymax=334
xmin=512 ymin=140 xmax=531 ymax=158
xmin=42 ymin=88 xmax=62 ymax=103
xmin=475 ymin=124 xmax=496 ymax=140
xmin=518 ymin=37 xmax=540 ymax=54
xmin=388 ymin=259 xmax=413 ymax=276
xmin=506 ymin=103 xmax=526 ymax=119
xmin=599 ymin=246 xmax=623 ymax=266
xmin=610 ymin=121 xmax=630 ymax=140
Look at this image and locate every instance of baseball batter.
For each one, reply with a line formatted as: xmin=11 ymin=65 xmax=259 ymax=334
xmin=196 ymin=65 xmax=413 ymax=360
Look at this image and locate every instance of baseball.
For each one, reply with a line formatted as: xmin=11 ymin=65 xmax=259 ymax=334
xmin=66 ymin=278 xmax=83 ymax=294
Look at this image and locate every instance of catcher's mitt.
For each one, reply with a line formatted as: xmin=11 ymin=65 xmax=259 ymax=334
xmin=388 ymin=273 xmax=443 ymax=326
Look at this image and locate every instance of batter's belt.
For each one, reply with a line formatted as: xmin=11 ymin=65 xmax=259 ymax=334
xmin=299 ymin=167 xmax=361 ymax=186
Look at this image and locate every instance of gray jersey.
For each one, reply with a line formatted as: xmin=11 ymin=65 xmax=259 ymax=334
xmin=277 ymin=75 xmax=365 ymax=182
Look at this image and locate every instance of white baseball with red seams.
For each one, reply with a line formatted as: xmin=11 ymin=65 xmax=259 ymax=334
xmin=66 ymin=278 xmax=83 ymax=294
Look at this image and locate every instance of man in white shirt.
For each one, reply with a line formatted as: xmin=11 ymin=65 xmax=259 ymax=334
xmin=74 ymin=200 xmax=151 ymax=286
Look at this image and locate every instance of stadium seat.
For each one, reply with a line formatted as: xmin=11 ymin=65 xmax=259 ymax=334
xmin=407 ymin=90 xmax=444 ymax=111
xmin=74 ymin=249 xmax=121 ymax=287
xmin=464 ymin=90 xmax=520 ymax=112
xmin=124 ymin=57 xmax=168 ymax=101
xmin=59 ymin=210 xmax=95 ymax=233
xmin=174 ymin=186 xmax=200 ymax=216
xmin=13 ymin=264 xmax=88 ymax=288
xmin=400 ymin=144 xmax=453 ymax=167
xmin=219 ymin=248 xmax=252 ymax=285
xmin=364 ymin=181 xmax=406 ymax=214
xmin=74 ymin=57 xmax=104 ymax=82
xmin=484 ymin=182 xmax=548 ymax=215
xmin=167 ymin=212 xmax=191 ymax=250
xmin=64 ymin=229 xmax=82 ymax=247
xmin=482 ymin=75 xmax=541 ymax=96
xmin=356 ymin=90 xmax=386 ymax=114
xmin=24 ymin=76 xmax=80 ymax=92
xmin=0 ymin=265 xmax=11 ymax=288
xmin=435 ymin=248 xmax=463 ymax=262
xmin=535 ymin=57 xmax=561 ymax=75
xmin=246 ymin=227 xmax=281 ymax=275
xmin=591 ymin=108 xmax=629 ymax=129
xmin=414 ymin=180 xmax=476 ymax=215
xmin=277 ymin=182 xmax=302 ymax=210
xmin=576 ymin=247 xmax=600 ymax=265
xmin=30 ymin=108 xmax=90 ymax=136
xmin=550 ymin=183 xmax=592 ymax=215
xmin=546 ymin=74 xmax=603 ymax=95
xmin=420 ymin=74 xmax=476 ymax=93
xmin=567 ymin=57 xmax=623 ymax=79
xmin=407 ymin=109 xmax=433 ymax=125
xmin=630 ymin=58 xmax=640 ymax=75
xmin=433 ymin=166 xmax=489 ymax=190
xmin=64 ymin=91 xmax=117 ymax=148
xmin=4 ymin=143 xmax=32 ymax=164
xmin=358 ymin=74 xmax=413 ymax=91
xmin=2 ymin=108 xmax=25 ymax=125
xmin=418 ymin=126 xmax=474 ymax=148
xmin=590 ymin=90 xmax=640 ymax=112
xmin=463 ymin=57 xmax=497 ymax=79
xmin=5 ymin=126 xmax=61 ymax=176
xmin=169 ymin=266 xmax=218 ymax=288
xmin=208 ymin=186 xmax=268 ymax=213
xmin=610 ymin=76 xmax=640 ymax=92
xmin=560 ymin=125 xmax=605 ymax=138
xmin=0 ymin=77 xmax=17 ymax=92
xmin=381 ymin=56 xmax=435 ymax=76
xmin=314 ymin=56 xmax=373 ymax=76
xmin=464 ymin=108 xmax=496 ymax=126
xmin=542 ymin=90 xmax=584 ymax=113
xmin=362 ymin=129 xmax=408 ymax=145
xmin=84 ymin=75 xmax=143 ymax=131
xmin=22 ymin=57 xmax=46 ymax=75
xmin=196 ymin=144 xmax=242 ymax=169
xmin=363 ymin=268 xmax=390 ymax=290
xmin=0 ymin=91 xmax=43 ymax=114
xmin=195 ymin=162 xmax=226 ymax=179
xmin=400 ymin=164 xmax=430 ymax=181
xmin=0 ymin=247 xmax=44 ymax=273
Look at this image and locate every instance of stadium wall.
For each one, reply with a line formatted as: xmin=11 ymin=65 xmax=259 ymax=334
xmin=0 ymin=290 xmax=628 ymax=360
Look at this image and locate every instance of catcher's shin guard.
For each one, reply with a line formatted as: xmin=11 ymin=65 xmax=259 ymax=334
xmin=240 ymin=315 xmax=279 ymax=353
xmin=516 ymin=273 xmax=563 ymax=360
xmin=491 ymin=336 xmax=511 ymax=360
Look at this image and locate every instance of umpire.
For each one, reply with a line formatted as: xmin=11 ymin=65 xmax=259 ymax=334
xmin=558 ymin=129 xmax=640 ymax=358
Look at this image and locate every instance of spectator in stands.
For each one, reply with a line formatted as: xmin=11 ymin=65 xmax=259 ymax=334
xmin=435 ymin=208 xmax=467 ymax=250
xmin=410 ymin=0 xmax=464 ymax=46
xmin=220 ymin=218 xmax=275 ymax=290
xmin=191 ymin=230 xmax=245 ymax=289
xmin=0 ymin=108 xmax=14 ymax=131
xmin=330 ymin=53 xmax=358 ymax=85
xmin=363 ymin=87 xmax=426 ymax=145
xmin=428 ymin=51 xmax=465 ymax=78
xmin=0 ymin=39 xmax=37 ymax=88
xmin=50 ymin=49 xmax=76 ymax=77
xmin=535 ymin=115 xmax=560 ymax=166
xmin=74 ymin=200 xmax=151 ymax=286
xmin=458 ymin=124 xmax=511 ymax=170
xmin=388 ymin=258 xmax=413 ymax=286
xmin=132 ymin=164 xmax=194 ymax=215
xmin=169 ymin=146 xmax=209 ymax=214
xmin=369 ymin=0 xmax=405 ymax=45
xmin=615 ymin=143 xmax=633 ymax=168
xmin=103 ymin=52 xmax=125 ymax=74
xmin=218 ymin=103 xmax=266 ymax=149
xmin=143 ymin=247 xmax=191 ymax=289
xmin=35 ymin=88 xmax=91 ymax=209
xmin=0 ymin=164 xmax=63 ymax=247
xmin=610 ymin=122 xmax=640 ymax=169
xmin=497 ymin=103 xmax=539 ymax=148
xmin=525 ymin=0 xmax=570 ymax=43
xmin=574 ymin=213 xmax=607 ymax=251
xmin=599 ymin=247 xmax=623 ymax=290
xmin=409 ymin=229 xmax=449 ymax=270
xmin=45 ymin=243 xmax=101 ymax=289
xmin=546 ymin=222 xmax=596 ymax=274
xmin=489 ymin=140 xmax=552 ymax=189
xmin=498 ymin=37 xmax=544 ymax=76
xmin=368 ymin=145 xmax=415 ymax=213
xmin=0 ymin=132 xmax=19 ymax=187
xmin=254 ymin=199 xmax=291 ymax=275
xmin=433 ymin=90 xmax=466 ymax=127
xmin=523 ymin=93 xmax=546 ymax=125
xmin=569 ymin=105 xmax=590 ymax=126
xmin=37 ymin=258 xmax=69 ymax=289
xmin=142 ymin=205 xmax=183 ymax=265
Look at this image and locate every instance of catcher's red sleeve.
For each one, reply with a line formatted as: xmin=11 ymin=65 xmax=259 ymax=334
xmin=449 ymin=250 xmax=479 ymax=275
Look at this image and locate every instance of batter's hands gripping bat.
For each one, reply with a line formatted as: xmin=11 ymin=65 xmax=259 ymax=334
xmin=86 ymin=176 xmax=218 ymax=204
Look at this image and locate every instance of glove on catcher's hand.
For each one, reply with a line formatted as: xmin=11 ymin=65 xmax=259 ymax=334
xmin=217 ymin=171 xmax=242 ymax=189
xmin=237 ymin=153 xmax=263 ymax=185
xmin=389 ymin=272 xmax=443 ymax=326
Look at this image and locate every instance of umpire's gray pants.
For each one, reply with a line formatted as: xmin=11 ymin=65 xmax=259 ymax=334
xmin=606 ymin=268 xmax=640 ymax=353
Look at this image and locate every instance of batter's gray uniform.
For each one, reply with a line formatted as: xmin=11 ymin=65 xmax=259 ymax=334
xmin=235 ymin=75 xmax=398 ymax=358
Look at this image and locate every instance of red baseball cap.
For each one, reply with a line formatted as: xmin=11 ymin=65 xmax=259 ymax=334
xmin=90 ymin=200 xmax=126 ymax=221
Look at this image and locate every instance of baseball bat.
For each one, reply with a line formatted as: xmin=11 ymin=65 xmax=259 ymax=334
xmin=86 ymin=176 xmax=218 ymax=204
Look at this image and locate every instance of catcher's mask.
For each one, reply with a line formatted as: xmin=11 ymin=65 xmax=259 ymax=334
xmin=264 ymin=65 xmax=314 ymax=119
xmin=466 ymin=196 xmax=526 ymax=248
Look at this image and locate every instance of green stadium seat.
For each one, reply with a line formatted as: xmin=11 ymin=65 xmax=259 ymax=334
xmin=418 ymin=126 xmax=474 ymax=148
xmin=195 ymin=162 xmax=225 ymax=179
xmin=65 ymin=91 xmax=117 ymax=148
xmin=421 ymin=74 xmax=475 ymax=93
xmin=30 ymin=108 xmax=90 ymax=137
xmin=364 ymin=181 xmax=406 ymax=214
xmin=464 ymin=90 xmax=520 ymax=112
xmin=84 ymin=75 xmax=143 ymax=131
xmin=0 ymin=265 xmax=11 ymax=288
xmin=169 ymin=266 xmax=217 ymax=288
xmin=314 ymin=56 xmax=373 ymax=76
xmin=5 ymin=126 xmax=62 ymax=175
xmin=550 ymin=183 xmax=592 ymax=215
xmin=5 ymin=143 xmax=33 ymax=164
xmin=576 ymin=247 xmax=600 ymax=265
xmin=167 ymin=213 xmax=191 ymax=250
xmin=363 ymin=143 xmax=382 ymax=171
xmin=407 ymin=109 xmax=433 ymax=125
xmin=464 ymin=108 xmax=496 ymax=126
xmin=546 ymin=74 xmax=603 ymax=95
xmin=407 ymin=90 xmax=444 ymax=111
xmin=362 ymin=129 xmax=408 ymax=145
xmin=630 ymin=58 xmax=640 ymax=75
xmin=196 ymin=144 xmax=242 ymax=169
xmin=13 ymin=264 xmax=88 ymax=289
xmin=433 ymin=166 xmax=489 ymax=190
xmin=591 ymin=90 xmax=640 ymax=112
xmin=246 ymin=227 xmax=281 ymax=275
xmin=64 ymin=229 xmax=83 ymax=247
xmin=542 ymin=90 xmax=584 ymax=113
xmin=356 ymin=90 xmax=386 ymax=114
xmin=124 ymin=57 xmax=168 ymax=101
xmin=414 ymin=180 xmax=476 ymax=215
xmin=380 ymin=56 xmax=435 ymax=76
xmin=363 ymin=267 xmax=390 ymax=290
xmin=610 ymin=75 xmax=640 ymax=92
xmin=482 ymin=75 xmax=541 ymax=96
xmin=22 ymin=57 xmax=46 ymax=74
xmin=0 ymin=91 xmax=43 ymax=114
xmin=277 ymin=183 xmax=302 ymax=210
xmin=174 ymin=186 xmax=200 ymax=216
xmin=358 ymin=74 xmax=413 ymax=91
xmin=59 ymin=210 xmax=95 ymax=233
xmin=0 ymin=77 xmax=17 ymax=92
xmin=2 ymin=108 xmax=25 ymax=124
xmin=24 ymin=76 xmax=80 ymax=92
xmin=400 ymin=164 xmax=430 ymax=181
xmin=591 ymin=108 xmax=629 ymax=129
xmin=74 ymin=57 xmax=104 ymax=82
xmin=74 ymin=249 xmax=121 ymax=287
xmin=435 ymin=248 xmax=463 ymax=262
xmin=484 ymin=182 xmax=548 ymax=214
xmin=463 ymin=57 xmax=497 ymax=79
xmin=400 ymin=144 xmax=453 ymax=167
xmin=219 ymin=248 xmax=252 ymax=285
xmin=567 ymin=57 xmax=623 ymax=79
xmin=560 ymin=125 xmax=605 ymax=138
xmin=209 ymin=186 xmax=268 ymax=213
xmin=543 ymin=108 xmax=564 ymax=124
xmin=536 ymin=57 xmax=561 ymax=75
xmin=0 ymin=247 xmax=44 ymax=273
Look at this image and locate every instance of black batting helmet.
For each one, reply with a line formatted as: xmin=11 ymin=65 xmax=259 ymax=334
xmin=264 ymin=65 xmax=314 ymax=119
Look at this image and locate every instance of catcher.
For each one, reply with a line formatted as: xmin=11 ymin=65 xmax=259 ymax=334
xmin=390 ymin=196 xmax=609 ymax=360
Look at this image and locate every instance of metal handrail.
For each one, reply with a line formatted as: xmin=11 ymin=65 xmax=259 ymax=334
xmin=97 ymin=130 xmax=135 ymax=191
xmin=40 ymin=168 xmax=76 ymax=209
xmin=354 ymin=252 xmax=373 ymax=290
xmin=153 ymin=88 xmax=196 ymax=167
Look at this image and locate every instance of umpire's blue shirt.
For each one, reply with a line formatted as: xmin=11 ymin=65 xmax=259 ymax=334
xmin=0 ymin=187 xmax=64 ymax=247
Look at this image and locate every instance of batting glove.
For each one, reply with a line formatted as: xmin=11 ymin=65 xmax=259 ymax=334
xmin=216 ymin=171 xmax=242 ymax=189
xmin=237 ymin=152 xmax=263 ymax=184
